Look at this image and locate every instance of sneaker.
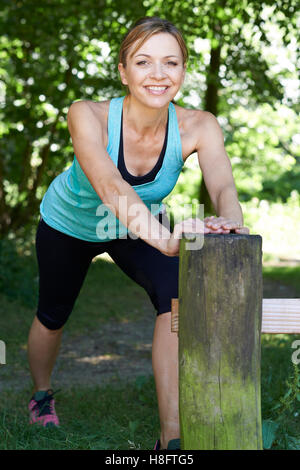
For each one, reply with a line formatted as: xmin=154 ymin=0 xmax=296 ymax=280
xmin=154 ymin=438 xmax=181 ymax=450
xmin=28 ymin=389 xmax=60 ymax=427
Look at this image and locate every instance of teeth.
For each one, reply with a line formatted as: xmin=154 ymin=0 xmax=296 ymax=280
xmin=146 ymin=86 xmax=167 ymax=91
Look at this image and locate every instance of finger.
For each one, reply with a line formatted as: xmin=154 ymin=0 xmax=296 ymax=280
xmin=205 ymin=216 xmax=217 ymax=223
xmin=206 ymin=217 xmax=228 ymax=228
xmin=207 ymin=223 xmax=223 ymax=230
xmin=222 ymin=221 xmax=244 ymax=230
xmin=223 ymin=223 xmax=240 ymax=230
xmin=235 ymin=227 xmax=250 ymax=234
xmin=180 ymin=221 xmax=208 ymax=234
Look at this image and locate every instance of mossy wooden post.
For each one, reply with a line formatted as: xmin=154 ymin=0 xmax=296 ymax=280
xmin=178 ymin=233 xmax=263 ymax=450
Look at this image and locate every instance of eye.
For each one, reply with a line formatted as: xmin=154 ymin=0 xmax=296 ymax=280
xmin=167 ymin=61 xmax=178 ymax=66
xmin=136 ymin=61 xmax=148 ymax=66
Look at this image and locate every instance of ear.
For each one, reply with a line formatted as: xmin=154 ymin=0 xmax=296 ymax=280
xmin=118 ymin=63 xmax=128 ymax=86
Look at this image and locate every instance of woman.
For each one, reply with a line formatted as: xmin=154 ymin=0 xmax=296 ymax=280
xmin=27 ymin=16 xmax=249 ymax=449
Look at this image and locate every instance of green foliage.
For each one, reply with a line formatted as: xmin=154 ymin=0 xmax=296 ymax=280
xmin=263 ymin=265 xmax=300 ymax=295
xmin=261 ymin=332 xmax=300 ymax=450
xmin=0 ymin=237 xmax=38 ymax=308
xmin=262 ymin=363 xmax=300 ymax=450
xmin=0 ymin=0 xmax=147 ymax=236
xmin=241 ymin=192 xmax=300 ymax=261
xmin=271 ymin=363 xmax=300 ymax=418
xmin=0 ymin=0 xmax=299 ymax=236
xmin=164 ymin=154 xmax=300 ymax=262
xmin=225 ymin=104 xmax=300 ymax=203
xmin=262 ymin=419 xmax=279 ymax=449
xmin=0 ymin=4 xmax=299 ymax=450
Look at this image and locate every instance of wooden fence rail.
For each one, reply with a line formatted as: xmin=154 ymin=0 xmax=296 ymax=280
xmin=171 ymin=298 xmax=300 ymax=334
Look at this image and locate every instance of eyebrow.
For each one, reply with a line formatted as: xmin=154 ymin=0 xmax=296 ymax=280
xmin=134 ymin=54 xmax=180 ymax=59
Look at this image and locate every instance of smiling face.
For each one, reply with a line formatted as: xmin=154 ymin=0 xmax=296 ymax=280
xmin=118 ymin=33 xmax=186 ymax=108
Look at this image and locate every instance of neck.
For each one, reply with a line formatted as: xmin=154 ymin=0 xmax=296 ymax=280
xmin=123 ymin=94 xmax=169 ymax=137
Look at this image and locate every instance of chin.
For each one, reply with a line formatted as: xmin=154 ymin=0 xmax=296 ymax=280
xmin=138 ymin=90 xmax=175 ymax=108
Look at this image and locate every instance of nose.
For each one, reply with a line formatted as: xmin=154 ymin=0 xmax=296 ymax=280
xmin=149 ymin=62 xmax=167 ymax=80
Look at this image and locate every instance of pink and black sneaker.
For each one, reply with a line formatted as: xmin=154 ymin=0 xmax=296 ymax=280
xmin=29 ymin=389 xmax=60 ymax=427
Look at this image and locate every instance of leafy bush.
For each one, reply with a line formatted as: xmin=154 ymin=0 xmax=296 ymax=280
xmin=0 ymin=237 xmax=38 ymax=308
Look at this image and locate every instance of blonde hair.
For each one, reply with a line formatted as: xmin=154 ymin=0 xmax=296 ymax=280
xmin=119 ymin=16 xmax=188 ymax=67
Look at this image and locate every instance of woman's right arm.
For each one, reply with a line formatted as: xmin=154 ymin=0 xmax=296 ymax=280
xmin=67 ymin=101 xmax=175 ymax=253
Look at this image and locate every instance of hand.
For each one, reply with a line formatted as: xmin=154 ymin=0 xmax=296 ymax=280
xmin=204 ymin=216 xmax=250 ymax=234
xmin=160 ymin=218 xmax=210 ymax=257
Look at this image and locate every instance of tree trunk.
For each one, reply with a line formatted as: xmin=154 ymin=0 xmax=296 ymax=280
xmin=178 ymin=233 xmax=263 ymax=450
xmin=199 ymin=44 xmax=222 ymax=215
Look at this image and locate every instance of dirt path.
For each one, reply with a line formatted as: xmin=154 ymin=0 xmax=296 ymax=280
xmin=0 ymin=279 xmax=298 ymax=391
xmin=53 ymin=308 xmax=155 ymax=389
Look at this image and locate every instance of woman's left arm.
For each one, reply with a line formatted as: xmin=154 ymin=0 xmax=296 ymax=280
xmin=195 ymin=111 xmax=249 ymax=235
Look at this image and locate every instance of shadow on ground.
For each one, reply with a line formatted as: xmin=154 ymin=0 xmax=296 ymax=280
xmin=0 ymin=278 xmax=298 ymax=391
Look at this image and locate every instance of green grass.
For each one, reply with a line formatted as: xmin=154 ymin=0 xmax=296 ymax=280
xmin=263 ymin=265 xmax=300 ymax=295
xmin=0 ymin=252 xmax=153 ymax=363
xmin=67 ymin=255 xmax=154 ymax=333
xmin=0 ymin=377 xmax=159 ymax=450
xmin=261 ymin=334 xmax=300 ymax=449
xmin=0 ymin=238 xmax=300 ymax=449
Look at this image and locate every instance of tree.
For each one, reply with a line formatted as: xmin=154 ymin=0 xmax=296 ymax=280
xmin=0 ymin=0 xmax=146 ymax=238
xmin=0 ymin=0 xmax=299 ymax=237
xmin=145 ymin=0 xmax=299 ymax=214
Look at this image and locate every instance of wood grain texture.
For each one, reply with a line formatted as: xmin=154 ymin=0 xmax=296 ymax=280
xmin=178 ymin=233 xmax=263 ymax=450
xmin=171 ymin=298 xmax=300 ymax=334
xmin=262 ymin=298 xmax=300 ymax=333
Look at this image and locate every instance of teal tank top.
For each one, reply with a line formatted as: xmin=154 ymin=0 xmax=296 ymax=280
xmin=40 ymin=96 xmax=184 ymax=242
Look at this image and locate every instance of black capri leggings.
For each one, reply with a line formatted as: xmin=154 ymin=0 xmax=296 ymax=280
xmin=35 ymin=214 xmax=179 ymax=330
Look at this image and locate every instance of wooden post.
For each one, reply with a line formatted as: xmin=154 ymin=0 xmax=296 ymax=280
xmin=178 ymin=233 xmax=263 ymax=450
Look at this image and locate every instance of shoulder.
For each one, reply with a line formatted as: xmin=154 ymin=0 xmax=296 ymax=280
xmin=176 ymin=104 xmax=220 ymax=131
xmin=175 ymin=102 xmax=220 ymax=131
xmin=173 ymin=104 xmax=222 ymax=158
xmin=67 ymin=99 xmax=111 ymax=145
xmin=67 ymin=99 xmax=110 ymax=126
xmin=193 ymin=110 xmax=224 ymax=149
